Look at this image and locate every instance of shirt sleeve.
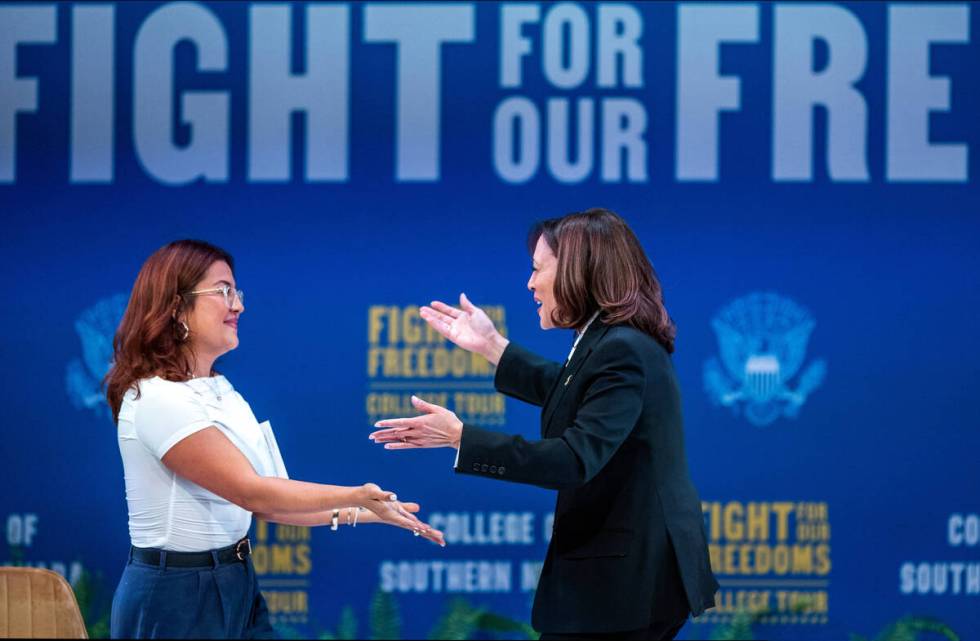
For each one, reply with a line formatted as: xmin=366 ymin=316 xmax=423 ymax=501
xmin=132 ymin=380 xmax=216 ymax=459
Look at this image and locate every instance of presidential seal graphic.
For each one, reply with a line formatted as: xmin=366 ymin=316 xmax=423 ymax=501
xmin=65 ymin=293 xmax=127 ymax=420
xmin=703 ymin=292 xmax=826 ymax=427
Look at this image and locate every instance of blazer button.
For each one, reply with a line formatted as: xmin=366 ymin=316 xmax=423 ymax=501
xmin=489 ymin=465 xmax=497 ymax=474
xmin=480 ymin=464 xmax=489 ymax=473
xmin=498 ymin=466 xmax=506 ymax=475
xmin=472 ymin=463 xmax=480 ymax=472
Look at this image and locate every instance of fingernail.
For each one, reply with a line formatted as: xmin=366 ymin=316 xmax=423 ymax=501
xmin=389 ymin=494 xmax=397 ymax=501
xmin=411 ymin=395 xmax=419 ymax=402
xmin=413 ymin=531 xmax=420 ymax=537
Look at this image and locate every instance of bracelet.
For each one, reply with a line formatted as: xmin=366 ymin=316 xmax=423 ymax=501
xmin=353 ymin=507 xmax=363 ymax=527
xmin=330 ymin=508 xmax=340 ymax=531
xmin=346 ymin=507 xmax=353 ymax=527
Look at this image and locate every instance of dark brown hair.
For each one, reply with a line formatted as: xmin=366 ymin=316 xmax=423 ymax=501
xmin=528 ymin=208 xmax=677 ymax=353
xmin=104 ymin=240 xmax=235 ymax=422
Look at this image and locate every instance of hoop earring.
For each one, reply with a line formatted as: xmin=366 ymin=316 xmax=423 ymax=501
xmin=178 ymin=321 xmax=190 ymax=342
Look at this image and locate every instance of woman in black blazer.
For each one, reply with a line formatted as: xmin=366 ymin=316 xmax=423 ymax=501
xmin=371 ymin=209 xmax=718 ymax=640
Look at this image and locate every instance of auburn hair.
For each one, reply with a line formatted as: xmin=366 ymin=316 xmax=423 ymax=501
xmin=528 ymin=208 xmax=677 ymax=353
xmin=105 ymin=240 xmax=235 ymax=422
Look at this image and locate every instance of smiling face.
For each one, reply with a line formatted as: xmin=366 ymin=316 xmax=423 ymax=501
xmin=182 ymin=260 xmax=244 ymax=367
xmin=527 ymin=236 xmax=559 ymax=330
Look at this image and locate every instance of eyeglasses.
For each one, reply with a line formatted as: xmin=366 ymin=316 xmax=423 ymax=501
xmin=185 ymin=285 xmax=245 ymax=309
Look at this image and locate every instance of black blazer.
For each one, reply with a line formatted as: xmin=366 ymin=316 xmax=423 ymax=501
xmin=456 ymin=320 xmax=718 ymax=634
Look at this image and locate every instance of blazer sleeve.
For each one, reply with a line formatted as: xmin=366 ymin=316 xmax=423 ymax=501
xmin=493 ymin=342 xmax=563 ymax=407
xmin=459 ymin=336 xmax=645 ymax=489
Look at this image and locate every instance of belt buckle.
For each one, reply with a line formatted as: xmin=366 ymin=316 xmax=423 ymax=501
xmin=235 ymin=538 xmax=251 ymax=562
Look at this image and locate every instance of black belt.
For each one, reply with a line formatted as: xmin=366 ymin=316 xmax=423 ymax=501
xmin=130 ymin=537 xmax=252 ymax=568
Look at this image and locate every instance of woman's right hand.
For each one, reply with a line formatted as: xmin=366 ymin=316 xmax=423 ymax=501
xmin=420 ymin=293 xmax=509 ymax=365
xmin=357 ymin=483 xmax=445 ymax=546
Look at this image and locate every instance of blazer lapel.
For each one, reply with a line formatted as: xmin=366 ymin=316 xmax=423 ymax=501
xmin=541 ymin=320 xmax=611 ymax=437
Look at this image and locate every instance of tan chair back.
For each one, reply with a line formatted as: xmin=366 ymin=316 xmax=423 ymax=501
xmin=0 ymin=567 xmax=88 ymax=638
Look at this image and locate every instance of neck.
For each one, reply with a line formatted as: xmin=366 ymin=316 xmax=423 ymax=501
xmin=187 ymin=348 xmax=217 ymax=379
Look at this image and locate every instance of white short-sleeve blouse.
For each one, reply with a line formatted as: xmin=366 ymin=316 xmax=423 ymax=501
xmin=116 ymin=375 xmax=287 ymax=552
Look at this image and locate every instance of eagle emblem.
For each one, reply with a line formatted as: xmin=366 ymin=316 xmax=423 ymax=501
xmin=703 ymin=292 xmax=826 ymax=427
xmin=65 ymin=293 xmax=127 ymax=420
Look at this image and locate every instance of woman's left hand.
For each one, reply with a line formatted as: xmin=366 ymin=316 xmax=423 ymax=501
xmin=355 ymin=501 xmax=446 ymax=546
xmin=369 ymin=396 xmax=463 ymax=450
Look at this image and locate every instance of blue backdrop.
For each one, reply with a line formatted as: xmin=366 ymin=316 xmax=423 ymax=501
xmin=2 ymin=2 xmax=978 ymax=639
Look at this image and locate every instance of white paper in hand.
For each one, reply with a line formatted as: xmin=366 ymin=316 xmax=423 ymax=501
xmin=258 ymin=420 xmax=288 ymax=479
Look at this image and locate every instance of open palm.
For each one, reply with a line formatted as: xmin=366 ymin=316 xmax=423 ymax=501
xmin=420 ymin=293 xmax=499 ymax=355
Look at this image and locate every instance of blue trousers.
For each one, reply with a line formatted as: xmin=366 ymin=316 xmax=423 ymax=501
xmin=110 ymin=550 xmax=275 ymax=639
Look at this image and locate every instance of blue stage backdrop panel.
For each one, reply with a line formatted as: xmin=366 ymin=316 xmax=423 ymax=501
xmin=1 ymin=2 xmax=978 ymax=640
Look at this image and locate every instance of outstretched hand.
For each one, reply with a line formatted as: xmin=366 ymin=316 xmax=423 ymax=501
xmin=358 ymin=482 xmax=445 ymax=546
xmin=369 ymin=396 xmax=463 ymax=450
xmin=420 ymin=293 xmax=509 ymax=365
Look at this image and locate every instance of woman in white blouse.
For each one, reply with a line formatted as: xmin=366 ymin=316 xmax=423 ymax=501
xmin=105 ymin=240 xmax=443 ymax=639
